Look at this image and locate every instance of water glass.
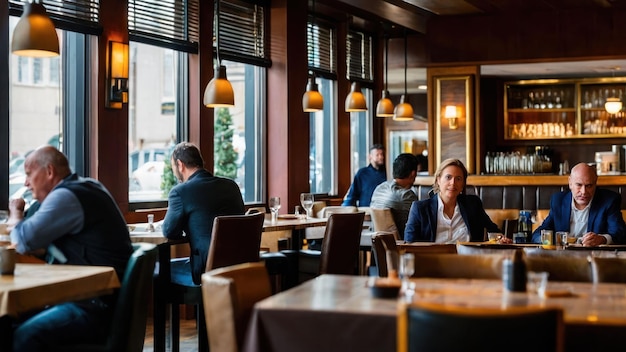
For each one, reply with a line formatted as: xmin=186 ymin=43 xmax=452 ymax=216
xmin=269 ymin=196 xmax=281 ymax=223
xmin=147 ymin=213 xmax=155 ymax=232
xmin=399 ymin=253 xmax=415 ymax=281
xmin=300 ymin=193 xmax=314 ymax=219
xmin=541 ymin=230 xmax=553 ymax=245
xmin=555 ymin=231 xmax=569 ymax=250
xmin=527 ymin=271 xmax=549 ymax=296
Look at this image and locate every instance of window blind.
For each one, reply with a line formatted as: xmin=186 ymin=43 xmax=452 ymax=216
xmin=9 ymin=0 xmax=101 ymax=35
xmin=218 ymin=0 xmax=269 ymax=67
xmin=347 ymin=30 xmax=372 ymax=82
xmin=129 ymin=0 xmax=199 ymax=53
xmin=307 ymin=16 xmax=336 ymax=78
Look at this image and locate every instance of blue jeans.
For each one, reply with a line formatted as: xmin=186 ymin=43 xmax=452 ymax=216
xmin=12 ymin=299 xmax=112 ymax=351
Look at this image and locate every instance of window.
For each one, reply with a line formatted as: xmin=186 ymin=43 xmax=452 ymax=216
xmin=213 ymin=0 xmax=268 ymax=203
xmin=307 ymin=17 xmax=337 ymax=195
xmin=127 ymin=42 xmax=180 ymax=202
xmin=214 ymin=60 xmax=265 ymax=203
xmin=128 ymin=0 xmax=198 ymax=204
xmin=7 ymin=17 xmax=93 ymax=206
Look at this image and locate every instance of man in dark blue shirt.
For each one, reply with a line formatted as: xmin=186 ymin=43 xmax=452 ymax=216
xmin=342 ymin=144 xmax=387 ymax=207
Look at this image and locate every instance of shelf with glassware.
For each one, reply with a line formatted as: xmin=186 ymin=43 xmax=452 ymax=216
xmin=504 ymin=78 xmax=626 ymax=140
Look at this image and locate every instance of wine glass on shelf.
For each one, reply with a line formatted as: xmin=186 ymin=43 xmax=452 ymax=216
xmin=268 ymin=197 xmax=281 ymax=223
xmin=300 ymin=193 xmax=314 ymax=219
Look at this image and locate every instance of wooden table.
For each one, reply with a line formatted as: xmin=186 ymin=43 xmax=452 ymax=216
xmin=243 ymin=274 xmax=626 ymax=352
xmin=0 ymin=263 xmax=119 ymax=317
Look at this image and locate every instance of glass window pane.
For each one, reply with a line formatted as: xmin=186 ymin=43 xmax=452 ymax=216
xmin=8 ymin=16 xmax=62 ymax=203
xmin=128 ymin=42 xmax=179 ymax=202
xmin=349 ymin=88 xmax=373 ymax=177
xmin=214 ymin=60 xmax=264 ymax=203
xmin=309 ymin=77 xmax=336 ymax=194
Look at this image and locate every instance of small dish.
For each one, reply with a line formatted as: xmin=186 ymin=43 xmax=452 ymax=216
xmin=367 ymin=278 xmax=401 ymax=299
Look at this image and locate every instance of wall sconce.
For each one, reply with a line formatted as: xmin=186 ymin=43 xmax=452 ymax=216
xmin=106 ymin=41 xmax=129 ymax=109
xmin=444 ymin=105 xmax=459 ymax=129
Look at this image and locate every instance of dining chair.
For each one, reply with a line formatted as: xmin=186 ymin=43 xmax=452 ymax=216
xmin=54 ymin=242 xmax=158 ymax=352
xmin=201 ymin=262 xmax=272 ymax=352
xmin=412 ymin=253 xmax=504 ymax=279
xmin=397 ymin=302 xmax=564 ymax=352
xmin=590 ymin=257 xmax=626 ymax=283
xmin=370 ymin=208 xmax=400 ymax=240
xmin=525 ymin=254 xmax=593 ymax=282
xmin=298 ymin=212 xmax=365 ymax=282
xmin=371 ymin=231 xmax=398 ymax=277
xmin=158 ymin=212 xmax=265 ymax=352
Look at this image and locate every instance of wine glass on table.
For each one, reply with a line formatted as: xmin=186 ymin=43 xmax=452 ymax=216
xmin=269 ymin=197 xmax=281 ymax=223
xmin=300 ymin=193 xmax=314 ymax=219
xmin=399 ymin=253 xmax=415 ymax=292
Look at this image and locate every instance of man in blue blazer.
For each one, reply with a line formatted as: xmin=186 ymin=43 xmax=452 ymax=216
xmin=404 ymin=158 xmax=500 ymax=243
xmin=532 ymin=162 xmax=626 ymax=245
xmin=162 ymin=142 xmax=245 ymax=285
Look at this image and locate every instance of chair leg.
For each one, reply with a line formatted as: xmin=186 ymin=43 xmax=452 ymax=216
xmin=197 ymin=304 xmax=209 ymax=352
xmin=153 ymin=293 xmax=166 ymax=352
xmin=171 ymin=303 xmax=180 ymax=352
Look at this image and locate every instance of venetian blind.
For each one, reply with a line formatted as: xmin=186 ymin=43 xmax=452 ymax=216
xmin=307 ymin=16 xmax=337 ymax=78
xmin=129 ymin=0 xmax=199 ymax=53
xmin=346 ymin=30 xmax=372 ymax=83
xmin=217 ymin=0 xmax=269 ymax=67
xmin=8 ymin=0 xmax=101 ymax=35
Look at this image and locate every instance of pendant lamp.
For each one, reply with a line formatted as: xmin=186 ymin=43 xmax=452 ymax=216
xmin=204 ymin=0 xmax=235 ymax=108
xmin=393 ymin=31 xmax=414 ymax=121
xmin=376 ymin=35 xmax=394 ymax=117
xmin=345 ymin=82 xmax=367 ymax=112
xmin=604 ymin=68 xmax=623 ymax=115
xmin=11 ymin=0 xmax=59 ymax=57
xmin=303 ymin=74 xmax=324 ymax=112
xmin=302 ymin=0 xmax=324 ymax=112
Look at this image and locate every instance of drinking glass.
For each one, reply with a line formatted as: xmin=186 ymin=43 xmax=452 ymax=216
xmin=269 ymin=196 xmax=281 ymax=223
xmin=300 ymin=193 xmax=314 ymax=219
xmin=0 ymin=210 xmax=8 ymax=224
xmin=555 ymin=231 xmax=569 ymax=250
xmin=399 ymin=253 xmax=415 ymax=283
xmin=540 ymin=230 xmax=553 ymax=245
xmin=147 ymin=213 xmax=155 ymax=232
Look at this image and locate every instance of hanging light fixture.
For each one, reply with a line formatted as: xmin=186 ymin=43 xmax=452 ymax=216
xmin=303 ymin=73 xmax=324 ymax=112
xmin=204 ymin=0 xmax=234 ymax=108
xmin=605 ymin=67 xmax=623 ymax=115
xmin=376 ymin=34 xmax=394 ymax=117
xmin=345 ymin=82 xmax=367 ymax=112
xmin=11 ymin=0 xmax=59 ymax=57
xmin=393 ymin=30 xmax=414 ymax=121
xmin=303 ymin=0 xmax=324 ymax=112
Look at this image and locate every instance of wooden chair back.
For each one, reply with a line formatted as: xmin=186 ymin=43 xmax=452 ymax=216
xmin=370 ymin=208 xmax=400 ymax=240
xmin=319 ymin=212 xmax=365 ymax=275
xmin=206 ymin=212 xmax=265 ymax=271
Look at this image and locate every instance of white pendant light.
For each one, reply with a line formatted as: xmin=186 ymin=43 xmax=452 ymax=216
xmin=393 ymin=31 xmax=414 ymax=121
xmin=11 ymin=0 xmax=59 ymax=57
xmin=376 ymin=35 xmax=394 ymax=117
xmin=204 ymin=0 xmax=235 ymax=108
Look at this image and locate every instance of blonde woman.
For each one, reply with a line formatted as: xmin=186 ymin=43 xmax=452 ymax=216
xmin=404 ymin=158 xmax=500 ymax=243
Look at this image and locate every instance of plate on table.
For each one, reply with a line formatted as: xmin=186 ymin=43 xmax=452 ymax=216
xmin=278 ymin=214 xmax=299 ymax=220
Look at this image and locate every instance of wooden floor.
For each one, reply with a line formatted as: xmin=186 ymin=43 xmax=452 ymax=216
xmin=143 ymin=318 xmax=198 ymax=352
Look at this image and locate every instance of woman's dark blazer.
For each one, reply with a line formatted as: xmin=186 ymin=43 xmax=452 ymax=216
xmin=404 ymin=193 xmax=500 ymax=243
